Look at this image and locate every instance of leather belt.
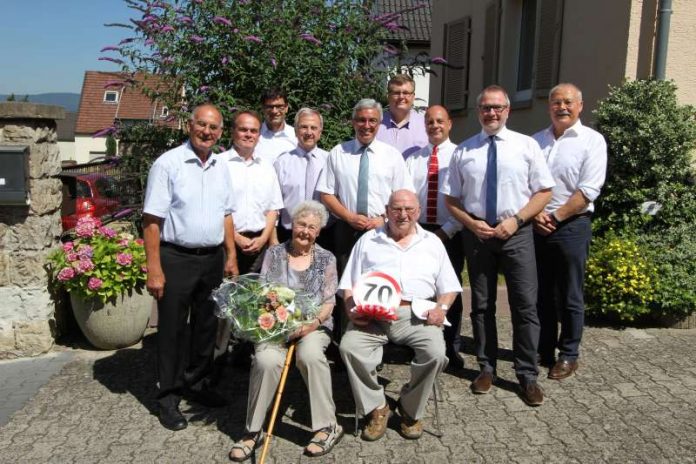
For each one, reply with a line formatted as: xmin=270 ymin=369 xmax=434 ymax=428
xmin=239 ymin=230 xmax=263 ymax=238
xmin=161 ymin=241 xmax=222 ymax=255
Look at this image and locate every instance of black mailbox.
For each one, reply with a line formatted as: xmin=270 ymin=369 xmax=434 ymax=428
xmin=0 ymin=145 xmax=29 ymax=205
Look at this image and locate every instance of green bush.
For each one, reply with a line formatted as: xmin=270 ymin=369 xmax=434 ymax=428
xmin=585 ymin=233 xmax=656 ymax=322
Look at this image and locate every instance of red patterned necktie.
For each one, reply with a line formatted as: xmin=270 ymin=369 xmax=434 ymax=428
xmin=426 ymin=145 xmax=439 ymax=224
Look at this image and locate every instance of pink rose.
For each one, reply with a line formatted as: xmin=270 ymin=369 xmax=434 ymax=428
xmin=57 ymin=267 xmax=76 ymax=281
xmin=116 ymin=253 xmax=133 ymax=266
xmin=62 ymin=242 xmax=74 ymax=252
xmin=87 ymin=277 xmax=103 ymax=290
xmin=258 ymin=313 xmax=276 ymax=330
xmin=275 ymin=305 xmax=289 ymax=323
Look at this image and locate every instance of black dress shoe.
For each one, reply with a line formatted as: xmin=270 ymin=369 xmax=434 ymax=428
xmin=446 ymin=351 xmax=465 ymax=370
xmin=519 ymin=381 xmax=544 ymax=407
xmin=184 ymin=388 xmax=227 ymax=407
xmin=159 ymin=405 xmax=187 ymax=431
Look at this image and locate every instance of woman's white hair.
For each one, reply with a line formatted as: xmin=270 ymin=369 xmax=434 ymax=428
xmin=291 ymin=200 xmax=329 ymax=228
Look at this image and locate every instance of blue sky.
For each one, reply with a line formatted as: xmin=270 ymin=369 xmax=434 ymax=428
xmin=0 ymin=0 xmax=135 ymax=94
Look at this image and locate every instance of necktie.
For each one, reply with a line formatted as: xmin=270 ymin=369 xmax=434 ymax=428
xmin=305 ymin=152 xmax=316 ymax=200
xmin=485 ymin=135 xmax=497 ymax=226
xmin=426 ymin=145 xmax=439 ymax=224
xmin=356 ymin=146 xmax=369 ymax=215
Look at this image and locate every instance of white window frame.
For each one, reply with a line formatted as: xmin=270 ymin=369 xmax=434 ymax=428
xmin=103 ymin=91 xmax=119 ymax=103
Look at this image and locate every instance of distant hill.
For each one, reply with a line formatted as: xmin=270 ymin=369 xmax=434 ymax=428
xmin=0 ymin=93 xmax=81 ymax=112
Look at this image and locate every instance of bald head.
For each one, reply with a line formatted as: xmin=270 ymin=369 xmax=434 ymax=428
xmin=425 ymin=105 xmax=452 ymax=146
xmin=386 ymin=189 xmax=420 ymax=238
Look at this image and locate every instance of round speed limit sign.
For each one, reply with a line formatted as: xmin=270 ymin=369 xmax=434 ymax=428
xmin=353 ymin=271 xmax=402 ymax=310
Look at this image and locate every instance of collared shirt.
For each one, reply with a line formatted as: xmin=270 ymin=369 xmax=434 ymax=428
xmin=532 ymin=120 xmax=607 ymax=214
xmin=338 ymin=225 xmax=462 ymax=301
xmin=406 ymin=139 xmax=463 ymax=238
xmin=273 ymin=146 xmax=329 ymax=230
xmin=222 ymin=147 xmax=284 ymax=233
xmin=316 ymin=138 xmax=415 ymax=218
xmin=143 ymin=141 xmax=233 ymax=247
xmin=376 ymin=109 xmax=428 ymax=158
xmin=441 ymin=126 xmax=555 ymax=222
xmin=255 ymin=122 xmax=298 ymax=164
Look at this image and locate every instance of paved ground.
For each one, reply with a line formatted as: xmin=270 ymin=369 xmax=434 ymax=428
xmin=1 ymin=315 xmax=695 ymax=464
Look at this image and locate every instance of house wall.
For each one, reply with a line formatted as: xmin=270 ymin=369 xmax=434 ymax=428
xmin=58 ymin=141 xmax=76 ymax=163
xmin=74 ymin=136 xmax=108 ymax=164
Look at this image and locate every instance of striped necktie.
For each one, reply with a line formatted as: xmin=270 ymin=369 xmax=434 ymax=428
xmin=426 ymin=145 xmax=439 ymax=224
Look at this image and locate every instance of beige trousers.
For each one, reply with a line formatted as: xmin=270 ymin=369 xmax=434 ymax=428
xmin=339 ymin=306 xmax=447 ymax=420
xmin=245 ymin=329 xmax=336 ymax=433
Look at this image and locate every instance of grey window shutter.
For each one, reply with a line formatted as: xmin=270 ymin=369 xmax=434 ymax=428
xmin=535 ymin=0 xmax=564 ymax=96
xmin=442 ymin=16 xmax=471 ymax=111
xmin=482 ymin=1 xmax=501 ymax=87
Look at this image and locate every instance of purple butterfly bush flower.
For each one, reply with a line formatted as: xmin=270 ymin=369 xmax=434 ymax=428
xmin=87 ymin=277 xmax=103 ymax=290
xmin=103 ymin=80 xmax=124 ymax=89
xmin=300 ymin=33 xmax=321 ymax=46
xmin=431 ymin=56 xmax=448 ymax=65
xmin=144 ymin=38 xmax=156 ymax=46
xmin=161 ymin=25 xmax=175 ymax=33
xmin=213 ymin=16 xmax=233 ymax=27
xmin=199 ymin=85 xmax=210 ymax=93
xmin=98 ymin=57 xmax=125 ymax=65
xmin=244 ymin=35 xmax=263 ymax=43
xmin=100 ymin=46 xmax=121 ymax=52
xmin=270 ymin=57 xmax=277 ymax=68
xmin=177 ymin=16 xmax=193 ymax=25
xmin=116 ymin=253 xmax=133 ymax=266
xmin=92 ymin=126 xmax=116 ymax=138
xmin=190 ymin=35 xmax=205 ymax=44
xmin=57 ymin=268 xmax=76 ymax=282
xmin=383 ymin=44 xmax=399 ymax=55
xmin=221 ymin=56 xmax=230 ymax=65
xmin=119 ymin=38 xmax=135 ymax=45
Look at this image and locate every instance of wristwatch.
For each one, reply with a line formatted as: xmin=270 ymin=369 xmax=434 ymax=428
xmin=513 ymin=214 xmax=525 ymax=227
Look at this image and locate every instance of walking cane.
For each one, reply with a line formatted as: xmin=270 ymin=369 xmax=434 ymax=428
xmin=259 ymin=341 xmax=296 ymax=464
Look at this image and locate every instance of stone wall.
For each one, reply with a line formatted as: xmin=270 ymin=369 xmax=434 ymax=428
xmin=0 ymin=103 xmax=64 ymax=358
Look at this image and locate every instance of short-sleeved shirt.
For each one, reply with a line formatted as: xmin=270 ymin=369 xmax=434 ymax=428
xmin=143 ymin=141 xmax=233 ymax=247
xmin=222 ymin=147 xmax=284 ymax=233
xmin=316 ymin=138 xmax=415 ymax=218
xmin=441 ymin=127 xmax=555 ymax=222
xmin=376 ymin=109 xmax=428 ymax=158
xmin=532 ymin=120 xmax=607 ymax=214
xmin=255 ymin=122 xmax=297 ymax=164
xmin=274 ymin=146 xmax=329 ymax=230
xmin=338 ymin=225 xmax=462 ymax=301
xmin=405 ymin=139 xmax=463 ymax=238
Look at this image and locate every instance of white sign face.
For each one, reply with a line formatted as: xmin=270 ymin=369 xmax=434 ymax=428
xmin=352 ymin=271 xmax=402 ymax=310
xmin=0 ymin=178 xmax=6 ymax=186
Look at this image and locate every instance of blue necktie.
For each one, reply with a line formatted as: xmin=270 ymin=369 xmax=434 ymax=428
xmin=356 ymin=145 xmax=369 ymax=215
xmin=485 ymin=135 xmax=497 ymax=226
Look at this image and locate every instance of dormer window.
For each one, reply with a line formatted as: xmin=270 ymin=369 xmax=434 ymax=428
xmin=104 ymin=91 xmax=119 ymax=103
xmin=160 ymin=106 xmax=169 ymax=118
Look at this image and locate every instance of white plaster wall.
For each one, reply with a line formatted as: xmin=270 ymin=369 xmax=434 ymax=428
xmin=74 ymin=136 xmax=107 ymax=164
xmin=58 ymin=141 xmax=76 ymax=163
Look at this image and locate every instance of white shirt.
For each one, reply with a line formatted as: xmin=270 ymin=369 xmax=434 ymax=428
xmin=144 ymin=142 xmax=233 ymax=247
xmin=406 ymin=139 xmax=463 ymax=238
xmin=338 ymin=225 xmax=462 ymax=301
xmin=255 ymin=122 xmax=297 ymax=164
xmin=222 ymin=147 xmax=284 ymax=232
xmin=442 ymin=127 xmax=555 ymax=222
xmin=274 ymin=146 xmax=329 ymax=230
xmin=532 ymin=120 xmax=607 ymax=214
xmin=316 ymin=138 xmax=415 ymax=218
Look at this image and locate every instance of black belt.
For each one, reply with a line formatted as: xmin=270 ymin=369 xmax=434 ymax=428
xmin=557 ymin=211 xmax=592 ymax=224
xmin=161 ymin=241 xmax=222 ymax=255
xmin=239 ymin=230 xmax=263 ymax=238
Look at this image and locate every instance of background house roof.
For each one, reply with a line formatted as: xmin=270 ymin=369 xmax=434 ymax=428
xmin=373 ymin=0 xmax=432 ymax=44
xmin=75 ymin=71 xmax=174 ymax=135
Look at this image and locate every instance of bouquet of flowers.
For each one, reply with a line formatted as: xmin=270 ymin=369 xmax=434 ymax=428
xmin=212 ymin=274 xmax=320 ymax=344
xmin=47 ymin=216 xmax=147 ymax=303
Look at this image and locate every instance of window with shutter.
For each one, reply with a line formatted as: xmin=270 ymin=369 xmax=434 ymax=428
xmin=535 ymin=0 xmax=564 ymax=97
xmin=442 ymin=16 xmax=471 ymax=111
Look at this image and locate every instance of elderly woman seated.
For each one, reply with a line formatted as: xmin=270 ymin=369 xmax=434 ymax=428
xmin=229 ymin=200 xmax=343 ymax=461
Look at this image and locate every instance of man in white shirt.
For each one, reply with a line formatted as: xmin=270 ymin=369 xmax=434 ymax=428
xmin=274 ymin=108 xmax=333 ymax=250
xmin=255 ymin=88 xmax=298 ymax=164
xmin=532 ymin=83 xmax=607 ymax=380
xmin=143 ymin=104 xmax=238 ymax=431
xmin=376 ymin=74 xmax=428 ymax=158
xmin=223 ymin=111 xmax=284 ymax=274
xmin=443 ymin=85 xmax=554 ymax=407
xmin=406 ymin=105 xmax=465 ymax=369
xmin=339 ymin=189 xmax=461 ymax=441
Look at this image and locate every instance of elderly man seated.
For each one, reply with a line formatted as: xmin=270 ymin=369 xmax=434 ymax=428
xmin=338 ymin=189 xmax=462 ymax=441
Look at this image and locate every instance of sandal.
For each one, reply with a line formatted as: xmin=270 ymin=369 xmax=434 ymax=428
xmin=304 ymin=423 xmax=344 ymax=458
xmin=228 ymin=431 xmax=264 ymax=462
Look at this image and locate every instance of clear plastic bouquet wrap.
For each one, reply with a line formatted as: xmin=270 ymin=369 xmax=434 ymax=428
xmin=212 ymin=274 xmax=320 ymax=344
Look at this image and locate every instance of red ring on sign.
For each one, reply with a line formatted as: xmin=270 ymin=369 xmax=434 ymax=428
xmin=352 ymin=271 xmax=402 ymax=306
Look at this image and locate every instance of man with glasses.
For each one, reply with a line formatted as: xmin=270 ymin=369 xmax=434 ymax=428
xmin=256 ymin=88 xmax=298 ymax=163
xmin=143 ymin=103 xmax=238 ymax=431
xmin=339 ymin=189 xmax=461 ymax=441
xmin=443 ymin=85 xmax=554 ymax=406
xmin=532 ymin=83 xmax=607 ymax=380
xmin=376 ymin=74 xmax=428 ymax=159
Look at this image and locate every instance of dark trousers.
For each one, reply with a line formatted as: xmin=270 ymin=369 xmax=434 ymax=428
xmin=463 ymin=224 xmax=540 ymax=383
xmin=421 ymin=224 xmax=464 ymax=354
xmin=236 ymin=230 xmax=267 ymax=274
xmin=534 ymin=215 xmax=592 ymax=363
xmin=156 ymin=245 xmax=224 ymax=407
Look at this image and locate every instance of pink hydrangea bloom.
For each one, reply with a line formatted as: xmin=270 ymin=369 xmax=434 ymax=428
xmin=77 ymin=245 xmax=93 ymax=258
xmin=57 ymin=267 xmax=76 ymax=281
xmin=62 ymin=242 xmax=74 ymax=252
xmin=116 ymin=253 xmax=133 ymax=266
xmin=118 ymin=239 xmax=130 ymax=247
xmin=135 ymin=238 xmax=144 ymax=246
xmin=98 ymin=226 xmax=117 ymax=238
xmin=74 ymin=259 xmax=95 ymax=274
xmin=66 ymin=252 xmax=79 ymax=262
xmin=141 ymin=265 xmax=148 ymax=273
xmin=87 ymin=277 xmax=103 ymax=290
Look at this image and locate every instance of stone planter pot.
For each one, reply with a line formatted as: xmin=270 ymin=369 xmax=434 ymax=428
xmin=70 ymin=289 xmax=152 ymax=350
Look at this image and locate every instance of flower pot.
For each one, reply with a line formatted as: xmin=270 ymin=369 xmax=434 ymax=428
xmin=70 ymin=288 xmax=152 ymax=350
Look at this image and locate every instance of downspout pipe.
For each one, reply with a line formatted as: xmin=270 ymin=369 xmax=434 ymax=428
xmin=653 ymin=0 xmax=673 ymax=80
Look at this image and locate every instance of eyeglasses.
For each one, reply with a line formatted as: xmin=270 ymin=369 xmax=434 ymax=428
xmin=388 ymin=91 xmax=414 ymax=97
xmin=478 ymin=105 xmax=508 ymax=114
xmin=193 ymin=120 xmax=222 ymax=131
xmin=263 ymin=104 xmax=287 ymax=111
xmin=293 ymin=221 xmax=320 ymax=233
xmin=388 ymin=206 xmax=417 ymax=215
xmin=550 ymin=99 xmax=578 ymax=108
xmin=354 ymin=117 xmax=380 ymax=126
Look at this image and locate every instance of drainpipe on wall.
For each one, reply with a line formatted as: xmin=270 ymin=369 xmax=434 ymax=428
xmin=653 ymin=0 xmax=672 ymax=80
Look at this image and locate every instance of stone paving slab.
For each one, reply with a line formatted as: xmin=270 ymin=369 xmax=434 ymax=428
xmin=1 ymin=318 xmax=695 ymax=463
